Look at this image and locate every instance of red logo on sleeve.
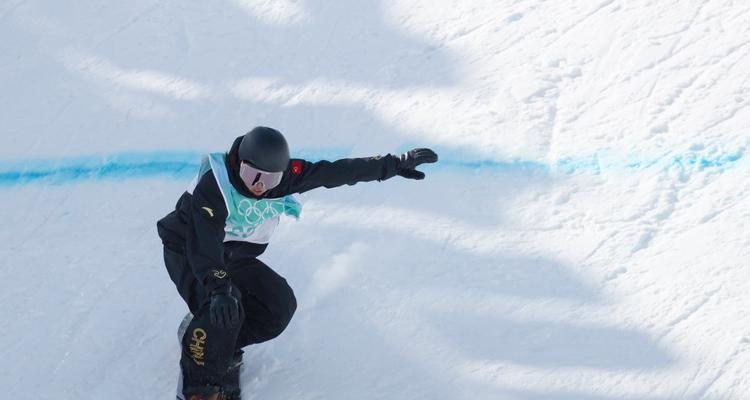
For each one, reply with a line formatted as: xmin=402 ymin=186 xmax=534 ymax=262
xmin=291 ymin=160 xmax=303 ymax=175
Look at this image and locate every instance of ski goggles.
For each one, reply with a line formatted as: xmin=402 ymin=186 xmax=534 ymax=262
xmin=239 ymin=161 xmax=284 ymax=191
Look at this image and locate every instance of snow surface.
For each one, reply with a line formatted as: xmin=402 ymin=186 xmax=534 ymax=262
xmin=1 ymin=1 xmax=749 ymax=399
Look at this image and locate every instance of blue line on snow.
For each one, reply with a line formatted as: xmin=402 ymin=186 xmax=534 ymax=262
xmin=0 ymin=149 xmax=348 ymax=186
xmin=0 ymin=151 xmax=203 ymax=186
xmin=0 ymin=148 xmax=744 ymax=187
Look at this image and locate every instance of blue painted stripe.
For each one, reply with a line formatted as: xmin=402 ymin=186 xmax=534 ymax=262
xmin=0 ymin=151 xmax=202 ymax=186
xmin=427 ymin=147 xmax=745 ymax=175
xmin=0 ymin=148 xmax=348 ymax=186
xmin=0 ymin=147 xmax=744 ymax=187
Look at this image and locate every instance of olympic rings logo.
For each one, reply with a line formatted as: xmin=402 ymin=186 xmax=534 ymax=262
xmin=237 ymin=198 xmax=284 ymax=226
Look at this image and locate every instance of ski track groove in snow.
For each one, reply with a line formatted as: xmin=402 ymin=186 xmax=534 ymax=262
xmin=691 ymin=337 xmax=750 ymax=400
xmin=550 ymin=0 xmax=616 ymax=44
xmin=651 ymin=0 xmax=707 ymax=40
xmin=92 ymin=2 xmax=163 ymax=50
xmin=661 ymin=287 xmax=719 ymax=336
xmin=0 ymin=0 xmax=29 ymax=22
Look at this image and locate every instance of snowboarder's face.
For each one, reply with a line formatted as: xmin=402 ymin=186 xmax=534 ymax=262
xmin=239 ymin=161 xmax=283 ymax=196
xmin=248 ymin=182 xmax=268 ymax=196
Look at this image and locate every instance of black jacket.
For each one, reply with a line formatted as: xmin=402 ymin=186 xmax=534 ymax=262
xmin=157 ymin=136 xmax=400 ymax=291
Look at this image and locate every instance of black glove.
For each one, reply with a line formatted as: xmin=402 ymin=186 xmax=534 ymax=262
xmin=209 ymin=285 xmax=240 ymax=329
xmin=397 ymin=148 xmax=438 ymax=180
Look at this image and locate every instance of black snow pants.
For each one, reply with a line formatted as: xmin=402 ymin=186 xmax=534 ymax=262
xmin=163 ymin=243 xmax=297 ymax=387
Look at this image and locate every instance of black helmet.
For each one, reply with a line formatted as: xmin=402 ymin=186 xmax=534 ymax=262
xmin=238 ymin=126 xmax=290 ymax=172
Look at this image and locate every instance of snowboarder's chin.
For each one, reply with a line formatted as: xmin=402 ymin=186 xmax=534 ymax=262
xmin=249 ymin=187 xmax=267 ymax=196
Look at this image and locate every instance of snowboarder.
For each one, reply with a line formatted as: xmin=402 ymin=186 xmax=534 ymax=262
xmin=157 ymin=126 xmax=438 ymax=400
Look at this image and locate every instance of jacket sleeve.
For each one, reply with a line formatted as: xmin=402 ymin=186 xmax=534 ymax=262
xmin=185 ymin=171 xmax=230 ymax=292
xmin=283 ymin=154 xmax=400 ymax=195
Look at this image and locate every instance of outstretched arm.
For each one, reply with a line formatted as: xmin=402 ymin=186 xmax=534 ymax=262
xmin=276 ymin=148 xmax=438 ymax=195
xmin=284 ymin=155 xmax=398 ymax=194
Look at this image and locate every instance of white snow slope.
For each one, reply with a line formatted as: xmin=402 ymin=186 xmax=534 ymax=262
xmin=2 ymin=1 xmax=749 ymax=399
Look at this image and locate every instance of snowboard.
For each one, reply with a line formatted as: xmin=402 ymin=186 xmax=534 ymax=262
xmin=176 ymin=313 xmax=193 ymax=400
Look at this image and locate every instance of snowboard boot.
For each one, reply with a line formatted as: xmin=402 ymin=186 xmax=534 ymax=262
xmin=177 ymin=368 xmax=224 ymax=400
xmin=177 ymin=367 xmax=224 ymax=400
xmin=183 ymin=385 xmax=224 ymax=400
xmin=222 ymin=349 xmax=244 ymax=400
xmin=177 ymin=349 xmax=244 ymax=400
xmin=180 ymin=367 xmax=226 ymax=400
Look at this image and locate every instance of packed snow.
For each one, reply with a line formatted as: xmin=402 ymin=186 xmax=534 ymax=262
xmin=1 ymin=1 xmax=749 ymax=399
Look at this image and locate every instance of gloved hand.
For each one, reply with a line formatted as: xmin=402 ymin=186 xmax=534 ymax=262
xmin=209 ymin=285 xmax=240 ymax=329
xmin=397 ymin=148 xmax=438 ymax=180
